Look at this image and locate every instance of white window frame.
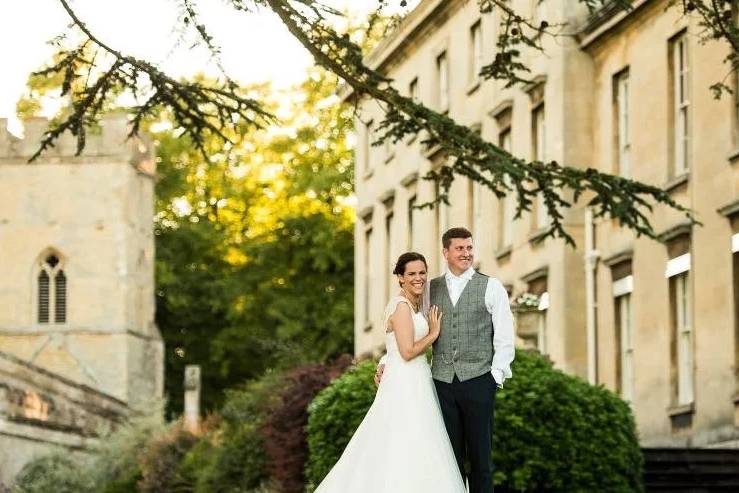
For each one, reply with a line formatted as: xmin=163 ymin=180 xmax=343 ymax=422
xmin=363 ymin=118 xmax=374 ymax=175
xmin=672 ymin=33 xmax=690 ymax=176
xmin=407 ymin=195 xmax=416 ymax=251
xmin=385 ymin=211 xmax=394 ymax=302
xmin=499 ymin=129 xmax=514 ymax=247
xmin=538 ymin=291 xmax=549 ymax=353
xmin=673 ymin=271 xmax=694 ymax=405
xmin=409 ymin=77 xmax=419 ymax=102
xmin=469 ymin=21 xmax=483 ymax=85
xmin=532 ymin=103 xmax=549 ymax=228
xmin=616 ymin=70 xmax=631 ymax=178
xmin=731 ymin=232 xmax=739 ymax=253
xmin=618 ymin=293 xmax=635 ymax=402
xmin=470 ymin=178 xmax=482 ymax=236
xmin=613 ymin=274 xmax=635 ymax=402
xmin=363 ymin=226 xmax=373 ymax=325
xmin=665 ymin=253 xmax=690 ymax=278
xmin=437 ymin=51 xmax=450 ymax=113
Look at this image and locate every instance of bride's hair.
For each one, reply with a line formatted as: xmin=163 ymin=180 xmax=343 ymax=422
xmin=392 ymin=252 xmax=431 ymax=317
xmin=392 ymin=252 xmax=427 ymax=276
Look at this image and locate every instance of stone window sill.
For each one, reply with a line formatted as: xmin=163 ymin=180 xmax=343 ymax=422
xmin=667 ymin=402 xmax=695 ymax=417
xmin=663 ymin=173 xmax=689 ymax=193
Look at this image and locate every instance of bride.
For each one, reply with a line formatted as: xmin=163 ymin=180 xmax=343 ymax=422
xmin=314 ymin=252 xmax=466 ymax=492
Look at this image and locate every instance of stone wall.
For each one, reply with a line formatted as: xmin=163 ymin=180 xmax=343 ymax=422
xmin=0 ymin=350 xmax=129 ymax=483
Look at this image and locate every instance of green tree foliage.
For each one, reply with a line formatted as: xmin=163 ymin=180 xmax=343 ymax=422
xmin=152 ymin=67 xmax=355 ymax=414
xmin=304 ymin=352 xmax=643 ymax=492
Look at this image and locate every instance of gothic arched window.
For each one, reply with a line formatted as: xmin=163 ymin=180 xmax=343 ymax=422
xmin=37 ymin=254 xmax=66 ymax=324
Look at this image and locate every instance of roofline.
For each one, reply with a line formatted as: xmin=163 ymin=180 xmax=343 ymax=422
xmin=579 ymin=0 xmax=653 ymax=49
xmin=339 ymin=0 xmax=464 ymax=102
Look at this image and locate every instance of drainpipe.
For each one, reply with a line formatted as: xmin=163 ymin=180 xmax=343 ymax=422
xmin=585 ymin=208 xmax=600 ymax=385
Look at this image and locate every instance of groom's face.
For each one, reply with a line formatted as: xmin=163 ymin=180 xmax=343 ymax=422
xmin=443 ymin=237 xmax=474 ymax=272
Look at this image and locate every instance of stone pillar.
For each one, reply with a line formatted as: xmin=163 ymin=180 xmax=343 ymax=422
xmin=184 ymin=365 xmax=201 ymax=434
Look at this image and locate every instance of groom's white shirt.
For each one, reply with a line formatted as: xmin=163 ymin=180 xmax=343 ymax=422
xmin=444 ymin=267 xmax=514 ymax=388
xmin=379 ymin=267 xmax=515 ymax=388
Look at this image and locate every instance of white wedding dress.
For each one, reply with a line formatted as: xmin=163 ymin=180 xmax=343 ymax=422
xmin=314 ymin=296 xmax=466 ymax=493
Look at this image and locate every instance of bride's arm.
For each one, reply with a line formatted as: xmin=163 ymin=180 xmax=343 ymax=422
xmin=390 ymin=303 xmax=442 ymax=361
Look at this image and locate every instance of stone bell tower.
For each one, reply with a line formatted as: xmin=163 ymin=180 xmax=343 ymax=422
xmin=0 ymin=114 xmax=164 ymax=411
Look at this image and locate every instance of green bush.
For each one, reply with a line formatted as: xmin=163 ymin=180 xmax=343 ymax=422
xmin=493 ymin=350 xmax=643 ymax=492
xmin=137 ymin=423 xmax=201 ymax=493
xmin=188 ymin=369 xmax=287 ymax=493
xmin=12 ymin=411 xmax=166 ymax=493
xmin=304 ymin=361 xmax=377 ymax=489
xmin=12 ymin=453 xmax=95 ymax=493
xmin=304 ymin=351 xmax=643 ymax=493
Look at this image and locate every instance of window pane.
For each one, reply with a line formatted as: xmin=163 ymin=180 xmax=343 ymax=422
xmin=55 ymin=270 xmax=67 ymax=324
xmin=437 ymin=52 xmax=449 ymax=111
xmin=407 ymin=196 xmax=416 ymax=250
xmin=385 ymin=213 xmax=394 ymax=300
xmin=364 ymin=228 xmax=373 ymax=323
xmin=38 ymin=270 xmax=50 ymax=324
xmin=499 ymin=129 xmax=514 ymax=247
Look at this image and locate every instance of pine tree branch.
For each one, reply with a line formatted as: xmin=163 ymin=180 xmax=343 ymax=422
xmin=265 ymin=0 xmax=696 ymax=246
xmin=29 ymin=0 xmax=274 ymax=163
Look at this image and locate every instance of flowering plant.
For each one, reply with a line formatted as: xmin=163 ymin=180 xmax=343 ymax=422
xmin=512 ymin=292 xmax=540 ymax=309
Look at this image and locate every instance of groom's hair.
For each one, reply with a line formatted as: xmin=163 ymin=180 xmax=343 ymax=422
xmin=442 ymin=227 xmax=472 ymax=249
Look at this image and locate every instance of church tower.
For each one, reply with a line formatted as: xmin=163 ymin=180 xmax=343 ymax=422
xmin=0 ymin=114 xmax=164 ymax=411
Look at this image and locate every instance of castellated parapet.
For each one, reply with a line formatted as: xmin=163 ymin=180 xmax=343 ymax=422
xmin=0 ymin=113 xmax=155 ymax=176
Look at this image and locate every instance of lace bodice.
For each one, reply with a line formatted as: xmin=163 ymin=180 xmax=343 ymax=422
xmin=383 ymin=296 xmax=429 ymax=358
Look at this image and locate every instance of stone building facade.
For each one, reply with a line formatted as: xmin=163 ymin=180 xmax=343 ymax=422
xmin=353 ymin=0 xmax=739 ymax=447
xmin=0 ymin=114 xmax=164 ymax=481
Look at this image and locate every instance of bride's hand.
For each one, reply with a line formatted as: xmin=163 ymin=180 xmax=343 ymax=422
xmin=428 ymin=305 xmax=443 ymax=340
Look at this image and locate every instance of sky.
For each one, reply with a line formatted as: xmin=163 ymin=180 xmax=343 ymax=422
xmin=0 ymin=0 xmax=418 ymax=132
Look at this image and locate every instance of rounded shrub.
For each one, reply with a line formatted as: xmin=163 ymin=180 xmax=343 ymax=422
xmin=493 ymin=349 xmax=643 ymax=492
xmin=305 ymin=351 xmax=643 ymax=492
xmin=304 ymin=360 xmax=377 ymax=489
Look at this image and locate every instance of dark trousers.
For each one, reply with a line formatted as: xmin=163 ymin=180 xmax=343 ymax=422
xmin=434 ymin=372 xmax=497 ymax=493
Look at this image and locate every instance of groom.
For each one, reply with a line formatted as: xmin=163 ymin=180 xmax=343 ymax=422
xmin=377 ymin=227 xmax=515 ymax=493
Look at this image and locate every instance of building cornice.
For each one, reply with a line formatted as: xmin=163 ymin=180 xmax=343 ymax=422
xmin=579 ymin=0 xmax=653 ymax=50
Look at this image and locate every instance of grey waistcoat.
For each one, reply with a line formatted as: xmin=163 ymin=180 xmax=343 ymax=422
xmin=430 ymin=272 xmax=494 ymax=383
